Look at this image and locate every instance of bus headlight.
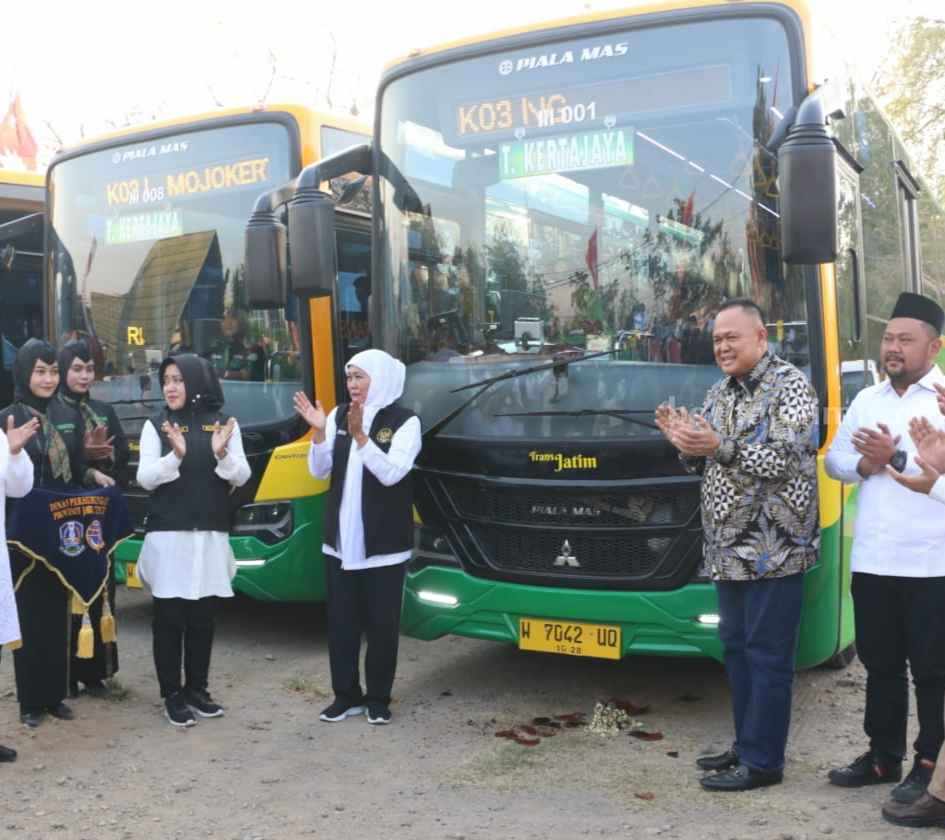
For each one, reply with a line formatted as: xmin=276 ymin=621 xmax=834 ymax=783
xmin=411 ymin=524 xmax=461 ymax=570
xmin=232 ymin=502 xmax=294 ymax=545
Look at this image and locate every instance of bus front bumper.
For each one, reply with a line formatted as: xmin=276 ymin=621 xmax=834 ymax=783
xmin=402 ymin=565 xmax=724 ymax=661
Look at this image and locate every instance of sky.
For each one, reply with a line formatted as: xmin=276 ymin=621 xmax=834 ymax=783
xmin=2 ymin=0 xmax=942 ymax=167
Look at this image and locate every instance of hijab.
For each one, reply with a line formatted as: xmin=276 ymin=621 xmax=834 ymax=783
xmin=345 ymin=349 xmax=405 ymax=434
xmin=158 ymin=353 xmax=224 ymax=419
xmin=58 ymin=339 xmax=93 ymax=403
xmin=14 ymin=338 xmax=58 ymax=413
xmin=13 ymin=338 xmax=73 ymax=483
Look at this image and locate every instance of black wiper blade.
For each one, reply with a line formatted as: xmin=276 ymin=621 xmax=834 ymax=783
xmin=450 ymin=348 xmax=615 ymax=394
xmin=493 ymin=408 xmax=658 ymax=431
xmin=424 ymin=348 xmax=621 ymax=441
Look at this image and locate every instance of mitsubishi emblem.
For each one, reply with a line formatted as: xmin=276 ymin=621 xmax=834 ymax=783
xmin=554 ymin=539 xmax=580 ymax=568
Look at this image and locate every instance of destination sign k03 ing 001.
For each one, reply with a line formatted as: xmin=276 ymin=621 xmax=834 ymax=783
xmin=499 ymin=127 xmax=634 ymax=180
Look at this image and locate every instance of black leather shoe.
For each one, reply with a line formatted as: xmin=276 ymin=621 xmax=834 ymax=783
xmin=0 ymin=744 xmax=16 ymax=762
xmin=47 ymin=702 xmax=74 ymax=721
xmin=696 ymin=746 xmax=739 ymax=772
xmin=700 ymin=763 xmax=783 ymax=792
xmin=20 ymin=710 xmax=44 ymax=729
xmin=828 ymin=751 xmax=902 ymax=788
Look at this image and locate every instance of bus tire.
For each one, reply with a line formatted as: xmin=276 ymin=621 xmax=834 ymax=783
xmin=823 ymin=643 xmax=857 ymax=670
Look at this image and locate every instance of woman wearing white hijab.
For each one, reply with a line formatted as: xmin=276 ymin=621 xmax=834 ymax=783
xmin=0 ymin=414 xmax=40 ymax=762
xmin=294 ymin=349 xmax=421 ymax=725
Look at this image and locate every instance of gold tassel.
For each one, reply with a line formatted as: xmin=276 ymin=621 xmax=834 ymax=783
xmin=77 ymin=612 xmax=94 ymax=659
xmin=100 ymin=597 xmax=117 ymax=644
xmin=71 ymin=593 xmax=85 ymax=615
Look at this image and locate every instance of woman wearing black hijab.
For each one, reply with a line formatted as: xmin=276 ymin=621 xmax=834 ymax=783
xmin=0 ymin=339 xmax=114 ymax=728
xmin=57 ymin=339 xmax=129 ymax=696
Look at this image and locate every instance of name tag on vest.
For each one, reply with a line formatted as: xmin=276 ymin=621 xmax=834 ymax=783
xmin=201 ymin=424 xmax=218 ymax=432
xmin=337 ymin=429 xmax=348 ymax=436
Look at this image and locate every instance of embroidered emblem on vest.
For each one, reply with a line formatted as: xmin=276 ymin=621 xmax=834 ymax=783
xmin=85 ymin=519 xmax=105 ymax=552
xmin=376 ymin=427 xmax=394 ymax=444
xmin=60 ymin=521 xmax=86 ymax=557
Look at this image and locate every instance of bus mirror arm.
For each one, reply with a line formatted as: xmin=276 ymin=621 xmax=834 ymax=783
xmin=764 ymin=104 xmax=798 ymax=156
xmin=294 ymin=143 xmax=373 ymax=194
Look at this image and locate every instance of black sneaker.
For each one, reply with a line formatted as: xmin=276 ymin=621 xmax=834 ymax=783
xmin=82 ymin=680 xmax=109 ymax=699
xmin=319 ymin=699 xmax=364 ymax=722
xmin=366 ymin=703 xmax=392 ymax=725
xmin=20 ymin=710 xmax=44 ymax=729
xmin=185 ymin=688 xmax=224 ymax=718
xmin=828 ymin=751 xmax=902 ymax=787
xmin=47 ymin=702 xmax=74 ymax=721
xmin=890 ymin=756 xmax=936 ymax=804
xmin=164 ymin=693 xmax=196 ymax=728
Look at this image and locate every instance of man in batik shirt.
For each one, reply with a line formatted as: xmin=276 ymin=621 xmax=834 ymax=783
xmin=656 ymin=298 xmax=819 ymax=792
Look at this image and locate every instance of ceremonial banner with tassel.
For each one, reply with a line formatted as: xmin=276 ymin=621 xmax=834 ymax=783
xmin=8 ymin=486 xmax=131 ymax=658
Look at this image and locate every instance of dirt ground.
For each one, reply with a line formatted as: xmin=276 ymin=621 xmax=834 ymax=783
xmin=0 ymin=587 xmax=933 ymax=840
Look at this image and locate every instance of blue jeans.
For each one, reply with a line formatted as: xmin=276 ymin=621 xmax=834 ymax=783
xmin=716 ymin=573 xmax=804 ymax=773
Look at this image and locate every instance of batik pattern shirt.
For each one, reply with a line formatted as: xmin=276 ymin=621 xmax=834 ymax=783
xmin=682 ymin=353 xmax=819 ymax=581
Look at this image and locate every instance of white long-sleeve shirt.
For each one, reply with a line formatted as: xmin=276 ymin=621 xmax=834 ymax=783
xmin=135 ymin=419 xmax=251 ymax=599
xmin=825 ymin=365 xmax=945 ymax=577
xmin=0 ymin=437 xmax=35 ymax=647
xmin=308 ymin=407 xmax=422 ymax=570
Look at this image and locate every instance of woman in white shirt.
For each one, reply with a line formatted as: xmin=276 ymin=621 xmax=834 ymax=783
xmin=294 ymin=349 xmax=421 ymax=725
xmin=136 ymin=354 xmax=250 ymax=728
xmin=0 ymin=415 xmax=39 ymax=762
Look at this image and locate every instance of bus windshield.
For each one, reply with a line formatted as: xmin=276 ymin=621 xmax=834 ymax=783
xmin=48 ymin=120 xmax=297 ymax=433
xmin=377 ymin=15 xmax=808 ymax=439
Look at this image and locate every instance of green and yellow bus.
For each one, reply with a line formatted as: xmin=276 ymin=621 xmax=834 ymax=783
xmin=45 ymin=105 xmax=371 ymax=601
xmin=0 ymin=170 xmax=45 ymax=405
xmin=245 ymin=0 xmax=945 ymax=667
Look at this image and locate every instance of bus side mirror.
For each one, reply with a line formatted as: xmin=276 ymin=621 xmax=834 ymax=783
xmin=288 ymin=188 xmax=337 ymax=295
xmin=777 ymin=95 xmax=838 ymax=265
xmin=245 ymin=208 xmax=287 ymax=308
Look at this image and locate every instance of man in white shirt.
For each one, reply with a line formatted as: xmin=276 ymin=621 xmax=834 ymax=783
xmin=825 ymin=292 xmax=945 ymax=805
xmin=881 ymin=395 xmax=945 ymax=828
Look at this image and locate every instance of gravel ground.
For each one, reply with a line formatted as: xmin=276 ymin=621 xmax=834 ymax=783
xmin=0 ymin=587 xmax=933 ymax=839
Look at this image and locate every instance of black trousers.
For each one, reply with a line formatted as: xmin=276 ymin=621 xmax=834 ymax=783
xmin=152 ymin=596 xmax=216 ymax=699
xmin=12 ymin=556 xmax=70 ymax=714
xmin=325 ymin=557 xmax=406 ymax=707
xmin=852 ymin=572 xmax=945 ymax=762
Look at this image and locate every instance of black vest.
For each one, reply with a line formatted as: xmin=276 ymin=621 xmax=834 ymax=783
xmin=144 ymin=408 xmax=231 ymax=533
xmin=323 ymin=403 xmax=416 ymax=557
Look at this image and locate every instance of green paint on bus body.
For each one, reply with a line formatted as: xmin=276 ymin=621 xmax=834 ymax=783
xmin=401 ymin=518 xmax=852 ymax=669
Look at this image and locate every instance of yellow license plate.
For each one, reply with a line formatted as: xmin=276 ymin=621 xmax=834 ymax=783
xmin=126 ymin=562 xmax=143 ymax=589
xmin=518 ymin=618 xmax=621 ymax=660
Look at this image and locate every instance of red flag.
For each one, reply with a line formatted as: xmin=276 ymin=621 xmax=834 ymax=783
xmin=585 ymin=228 xmax=599 ymax=290
xmin=0 ymin=95 xmax=39 ymax=170
xmin=680 ymin=193 xmax=695 ymax=227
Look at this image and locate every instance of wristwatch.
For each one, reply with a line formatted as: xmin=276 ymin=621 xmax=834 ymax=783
xmin=890 ymin=448 xmax=908 ymax=472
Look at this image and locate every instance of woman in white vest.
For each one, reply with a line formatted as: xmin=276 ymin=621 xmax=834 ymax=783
xmin=0 ymin=414 xmax=40 ymax=762
xmin=294 ymin=349 xmax=421 ymax=726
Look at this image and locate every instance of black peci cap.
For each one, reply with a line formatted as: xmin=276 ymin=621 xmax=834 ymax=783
xmin=891 ymin=292 xmax=945 ymax=334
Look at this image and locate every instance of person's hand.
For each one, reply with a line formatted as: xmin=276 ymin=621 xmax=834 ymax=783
xmin=84 ymin=425 xmax=115 ymax=462
xmin=908 ymin=416 xmax=945 ymax=474
xmin=853 ymin=423 xmax=899 ymax=476
xmin=671 ymin=412 xmax=722 ymax=458
xmin=887 ymin=457 xmax=941 ymax=496
xmin=162 ymin=421 xmax=186 ymax=459
xmin=293 ymin=391 xmax=327 ymax=444
xmin=347 ymin=400 xmax=368 ymax=448
xmin=935 ymin=383 xmax=945 ymax=417
xmin=655 ymin=403 xmax=683 ymax=444
xmin=6 ymin=415 xmax=38 ymax=455
xmin=90 ymin=469 xmax=115 ymax=488
xmin=211 ymin=417 xmax=236 ymax=459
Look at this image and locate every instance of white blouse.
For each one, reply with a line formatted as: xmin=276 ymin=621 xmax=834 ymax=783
xmin=135 ymin=419 xmax=251 ymax=600
xmin=308 ymin=408 xmax=422 ymax=571
xmin=0 ymin=440 xmax=35 ymax=647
